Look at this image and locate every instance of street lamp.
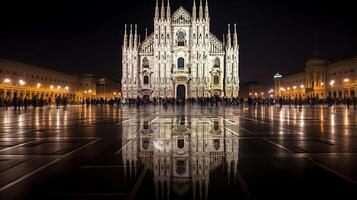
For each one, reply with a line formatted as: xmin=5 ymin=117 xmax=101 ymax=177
xmin=50 ymin=85 xmax=54 ymax=89
xmin=37 ymin=83 xmax=41 ymax=88
xmin=4 ymin=78 xmax=11 ymax=84
xmin=19 ymin=80 xmax=25 ymax=86
xmin=344 ymin=78 xmax=350 ymax=98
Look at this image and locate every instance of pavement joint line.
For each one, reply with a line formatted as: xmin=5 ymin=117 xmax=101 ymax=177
xmin=116 ymin=139 xmax=133 ymax=154
xmin=126 ymin=167 xmax=148 ymax=200
xmin=86 ymin=117 xmax=110 ymax=125
xmin=150 ymin=117 xmax=160 ymax=123
xmin=80 ymin=165 xmax=123 ymax=168
xmin=262 ymin=137 xmax=357 ymax=186
xmin=262 ymin=138 xmax=295 ymax=153
xmin=236 ymin=168 xmax=253 ymax=200
xmin=239 ymin=127 xmax=255 ymax=135
xmin=223 ymin=127 xmax=240 ymax=137
xmin=63 ymin=138 xmax=102 ymax=157
xmin=51 ymin=192 xmax=127 ymax=197
xmin=305 ymin=156 xmax=357 ymax=187
xmin=240 ymin=115 xmax=305 ymax=135
xmin=217 ymin=116 xmax=236 ymax=125
xmin=0 ymin=159 xmax=60 ymax=192
xmin=0 ymin=139 xmax=38 ymax=153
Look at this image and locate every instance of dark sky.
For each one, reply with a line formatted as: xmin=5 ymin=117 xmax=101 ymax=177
xmin=0 ymin=0 xmax=356 ymax=85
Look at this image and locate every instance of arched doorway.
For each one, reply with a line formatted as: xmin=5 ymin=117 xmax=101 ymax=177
xmin=176 ymin=85 xmax=186 ymax=101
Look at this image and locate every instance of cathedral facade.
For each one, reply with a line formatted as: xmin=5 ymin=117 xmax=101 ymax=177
xmin=121 ymin=0 xmax=240 ymax=100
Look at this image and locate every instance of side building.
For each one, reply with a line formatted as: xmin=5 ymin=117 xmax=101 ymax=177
xmin=0 ymin=59 xmax=121 ymax=103
xmin=274 ymin=57 xmax=357 ymax=100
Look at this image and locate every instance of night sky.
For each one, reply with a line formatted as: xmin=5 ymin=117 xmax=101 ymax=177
xmin=0 ymin=0 xmax=356 ymax=85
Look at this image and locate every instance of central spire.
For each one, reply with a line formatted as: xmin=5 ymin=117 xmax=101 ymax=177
xmin=205 ymin=0 xmax=209 ymax=19
xmin=199 ymin=0 xmax=203 ymax=19
xmin=161 ymin=0 xmax=165 ymax=20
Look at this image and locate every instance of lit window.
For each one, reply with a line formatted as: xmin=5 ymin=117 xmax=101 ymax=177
xmin=177 ymin=31 xmax=185 ymax=46
xmin=178 ymin=58 xmax=185 ymax=70
xmin=214 ymin=75 xmax=219 ymax=85
xmin=143 ymin=76 xmax=149 ymax=85
xmin=177 ymin=139 xmax=184 ymax=149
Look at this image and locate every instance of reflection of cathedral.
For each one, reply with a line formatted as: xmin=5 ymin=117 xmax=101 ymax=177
xmin=122 ymin=115 xmax=239 ymax=199
xmin=121 ymin=0 xmax=240 ymax=99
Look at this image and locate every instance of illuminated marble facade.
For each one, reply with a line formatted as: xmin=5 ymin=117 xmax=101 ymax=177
xmin=121 ymin=0 xmax=240 ymax=99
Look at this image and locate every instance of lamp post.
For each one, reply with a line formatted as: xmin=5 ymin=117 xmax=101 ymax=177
xmin=3 ymin=79 xmax=11 ymax=100
xmin=344 ymin=78 xmax=350 ymax=98
xmin=330 ymin=80 xmax=335 ymax=100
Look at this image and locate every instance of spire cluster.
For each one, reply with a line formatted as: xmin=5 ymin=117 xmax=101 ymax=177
xmin=225 ymin=23 xmax=238 ymax=49
xmin=155 ymin=0 xmax=171 ymax=21
xmin=123 ymin=24 xmax=140 ymax=50
xmin=192 ymin=0 xmax=209 ymax=20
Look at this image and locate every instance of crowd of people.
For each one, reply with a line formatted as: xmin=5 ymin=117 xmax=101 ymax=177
xmin=1 ymin=94 xmax=357 ymax=110
xmin=0 ymin=94 xmax=69 ymax=110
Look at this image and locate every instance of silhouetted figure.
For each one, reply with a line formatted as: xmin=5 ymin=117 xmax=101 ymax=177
xmin=278 ymin=97 xmax=283 ymax=108
xmin=63 ymin=96 xmax=67 ymax=109
xmin=56 ymin=96 xmax=62 ymax=109
xmin=13 ymin=94 xmax=18 ymax=111
xmin=24 ymin=96 xmax=29 ymax=110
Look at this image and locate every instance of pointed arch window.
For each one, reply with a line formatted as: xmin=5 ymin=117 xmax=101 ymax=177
xmin=214 ymin=75 xmax=219 ymax=85
xmin=142 ymin=57 xmax=149 ymax=68
xmin=214 ymin=57 xmax=220 ymax=68
xmin=177 ymin=31 xmax=186 ymax=46
xmin=178 ymin=58 xmax=185 ymax=70
xmin=143 ymin=76 xmax=149 ymax=85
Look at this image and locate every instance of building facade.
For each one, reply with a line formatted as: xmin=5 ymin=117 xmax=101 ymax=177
xmin=121 ymin=0 xmax=240 ymax=100
xmin=0 ymin=59 xmax=121 ymax=103
xmin=274 ymin=57 xmax=357 ymax=100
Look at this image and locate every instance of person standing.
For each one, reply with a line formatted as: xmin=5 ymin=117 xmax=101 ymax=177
xmin=24 ymin=96 xmax=29 ymax=110
xmin=13 ymin=93 xmax=18 ymax=111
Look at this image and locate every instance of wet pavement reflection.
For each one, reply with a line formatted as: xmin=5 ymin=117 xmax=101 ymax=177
xmin=0 ymin=105 xmax=357 ymax=199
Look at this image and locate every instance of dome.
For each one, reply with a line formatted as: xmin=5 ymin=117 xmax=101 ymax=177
xmin=305 ymin=57 xmax=328 ymax=68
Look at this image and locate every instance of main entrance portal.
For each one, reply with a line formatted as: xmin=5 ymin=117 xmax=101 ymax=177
xmin=176 ymin=85 xmax=186 ymax=101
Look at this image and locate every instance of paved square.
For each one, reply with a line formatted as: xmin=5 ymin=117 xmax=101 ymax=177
xmin=0 ymin=105 xmax=357 ymax=199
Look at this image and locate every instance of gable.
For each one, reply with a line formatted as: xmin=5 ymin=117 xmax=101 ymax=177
xmin=172 ymin=7 xmax=191 ymax=24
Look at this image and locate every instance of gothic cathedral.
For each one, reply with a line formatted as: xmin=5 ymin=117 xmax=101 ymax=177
xmin=121 ymin=0 xmax=240 ymax=100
